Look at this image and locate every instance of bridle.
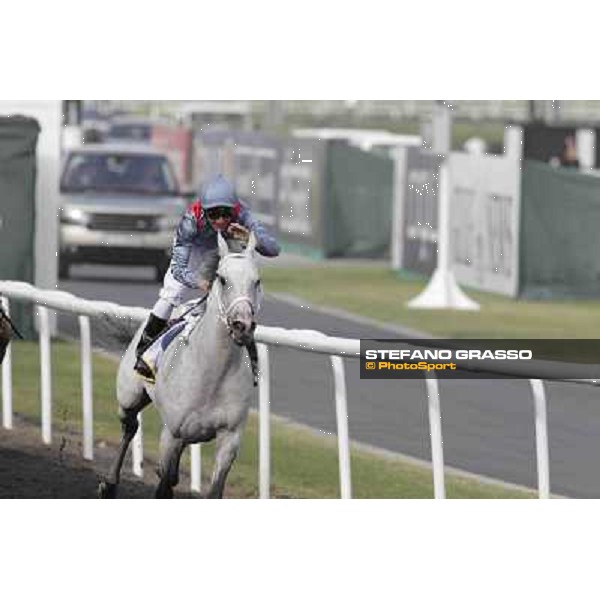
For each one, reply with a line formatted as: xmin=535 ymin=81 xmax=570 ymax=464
xmin=216 ymin=286 xmax=255 ymax=326
xmin=214 ymin=254 xmax=260 ymax=342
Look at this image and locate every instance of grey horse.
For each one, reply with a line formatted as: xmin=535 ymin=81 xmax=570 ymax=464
xmin=99 ymin=232 xmax=261 ymax=498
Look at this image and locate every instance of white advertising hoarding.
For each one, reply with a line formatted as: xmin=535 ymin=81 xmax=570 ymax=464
xmin=449 ymin=152 xmax=521 ymax=297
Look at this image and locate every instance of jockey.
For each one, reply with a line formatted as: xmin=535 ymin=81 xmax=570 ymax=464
xmin=134 ymin=174 xmax=280 ymax=381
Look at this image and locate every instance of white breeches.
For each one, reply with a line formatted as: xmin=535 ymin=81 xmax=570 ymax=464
xmin=152 ymin=250 xmax=219 ymax=320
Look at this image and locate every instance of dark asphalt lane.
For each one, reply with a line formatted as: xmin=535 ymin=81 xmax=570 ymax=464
xmin=55 ymin=264 xmax=600 ymax=498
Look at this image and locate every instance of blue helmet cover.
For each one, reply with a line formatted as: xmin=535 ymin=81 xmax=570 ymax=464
xmin=200 ymin=174 xmax=237 ymax=208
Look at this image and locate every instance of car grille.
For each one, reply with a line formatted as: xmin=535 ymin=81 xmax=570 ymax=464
xmin=87 ymin=213 xmax=159 ymax=232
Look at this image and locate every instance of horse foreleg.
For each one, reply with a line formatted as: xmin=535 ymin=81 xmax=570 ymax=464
xmin=206 ymin=428 xmax=242 ymax=499
xmin=98 ymin=400 xmax=149 ymax=498
xmin=155 ymin=426 xmax=185 ymax=499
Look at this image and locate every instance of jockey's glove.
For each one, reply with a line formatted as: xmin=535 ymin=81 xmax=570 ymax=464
xmin=227 ymin=223 xmax=250 ymax=243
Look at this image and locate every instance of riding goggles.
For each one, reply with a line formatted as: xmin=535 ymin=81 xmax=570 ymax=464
xmin=205 ymin=206 xmax=233 ymax=220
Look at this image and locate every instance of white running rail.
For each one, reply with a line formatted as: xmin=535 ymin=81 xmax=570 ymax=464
xmin=0 ymin=280 xmax=587 ymax=499
xmin=0 ymin=281 xmax=357 ymax=498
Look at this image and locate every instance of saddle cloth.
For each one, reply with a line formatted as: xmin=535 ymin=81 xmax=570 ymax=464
xmin=141 ymin=300 xmax=206 ymax=381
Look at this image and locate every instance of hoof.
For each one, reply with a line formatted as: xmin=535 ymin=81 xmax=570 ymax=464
xmin=98 ymin=479 xmax=118 ymax=499
xmin=154 ymin=485 xmax=174 ymax=499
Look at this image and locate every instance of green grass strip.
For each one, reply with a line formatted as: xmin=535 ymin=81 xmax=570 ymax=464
xmin=262 ymin=265 xmax=600 ymax=339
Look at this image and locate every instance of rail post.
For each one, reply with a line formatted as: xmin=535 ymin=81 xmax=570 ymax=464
xmin=37 ymin=306 xmax=52 ymax=445
xmin=530 ymin=379 xmax=550 ymax=499
xmin=190 ymin=444 xmax=201 ymax=493
xmin=258 ymin=343 xmax=271 ymax=499
xmin=78 ymin=315 xmax=94 ymax=460
xmin=425 ymin=372 xmax=446 ymax=499
xmin=331 ymin=355 xmax=352 ymax=499
xmin=132 ymin=413 xmax=143 ymax=478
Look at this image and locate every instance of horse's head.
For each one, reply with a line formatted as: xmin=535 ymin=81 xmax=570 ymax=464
xmin=214 ymin=232 xmax=262 ymax=346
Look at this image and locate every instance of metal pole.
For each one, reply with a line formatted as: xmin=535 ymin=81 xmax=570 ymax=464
xmin=437 ymin=161 xmax=451 ymax=272
xmin=425 ymin=373 xmax=446 ymax=499
xmin=257 ymin=343 xmax=271 ymax=499
xmin=78 ymin=315 xmax=93 ymax=460
xmin=331 ymin=355 xmax=352 ymax=499
xmin=132 ymin=413 xmax=143 ymax=478
xmin=432 ymin=100 xmax=452 ymax=155
xmin=38 ymin=306 xmax=52 ymax=445
xmin=1 ymin=297 xmax=13 ymax=429
xmin=391 ymin=147 xmax=407 ymax=270
xmin=530 ymin=379 xmax=550 ymax=499
xmin=190 ymin=444 xmax=201 ymax=493
xmin=407 ymin=161 xmax=479 ymax=310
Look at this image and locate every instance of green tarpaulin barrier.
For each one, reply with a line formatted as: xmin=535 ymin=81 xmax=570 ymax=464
xmin=0 ymin=116 xmax=39 ymax=337
xmin=324 ymin=141 xmax=394 ymax=258
xmin=520 ymin=160 xmax=600 ymax=298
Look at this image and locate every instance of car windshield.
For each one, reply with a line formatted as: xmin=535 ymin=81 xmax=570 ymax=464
xmin=108 ymin=124 xmax=152 ymax=141
xmin=61 ymin=152 xmax=178 ymax=195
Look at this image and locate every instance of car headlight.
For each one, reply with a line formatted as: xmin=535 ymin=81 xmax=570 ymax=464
xmin=60 ymin=207 xmax=90 ymax=226
xmin=157 ymin=215 xmax=181 ymax=230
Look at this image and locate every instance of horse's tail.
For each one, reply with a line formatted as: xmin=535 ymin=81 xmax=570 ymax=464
xmin=93 ymin=313 xmax=145 ymax=351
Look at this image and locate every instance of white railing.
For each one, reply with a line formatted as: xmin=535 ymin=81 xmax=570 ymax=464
xmin=0 ymin=281 xmax=356 ymax=498
xmin=1 ymin=280 xmax=593 ymax=499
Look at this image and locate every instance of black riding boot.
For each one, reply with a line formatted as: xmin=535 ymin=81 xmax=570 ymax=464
xmin=245 ymin=339 xmax=259 ymax=387
xmin=134 ymin=314 xmax=167 ymax=381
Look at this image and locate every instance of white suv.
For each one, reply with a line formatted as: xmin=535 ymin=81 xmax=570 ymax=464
xmin=59 ymin=144 xmax=187 ymax=281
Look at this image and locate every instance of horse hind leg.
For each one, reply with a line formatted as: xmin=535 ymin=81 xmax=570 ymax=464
xmin=205 ymin=428 xmax=243 ymax=499
xmin=98 ymin=394 xmax=151 ymax=498
xmin=155 ymin=426 xmax=186 ymax=499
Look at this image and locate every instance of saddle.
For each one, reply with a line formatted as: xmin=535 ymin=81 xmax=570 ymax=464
xmin=138 ymin=302 xmax=206 ymax=383
xmin=138 ymin=299 xmax=259 ymax=387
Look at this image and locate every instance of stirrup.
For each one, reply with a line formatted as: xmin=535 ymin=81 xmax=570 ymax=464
xmin=134 ymin=356 xmax=156 ymax=384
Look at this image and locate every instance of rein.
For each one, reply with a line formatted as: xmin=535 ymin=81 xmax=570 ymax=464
xmin=178 ymin=293 xmax=209 ymax=320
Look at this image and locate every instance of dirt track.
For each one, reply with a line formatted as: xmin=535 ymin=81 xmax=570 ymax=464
xmin=0 ymin=416 xmax=197 ymax=499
